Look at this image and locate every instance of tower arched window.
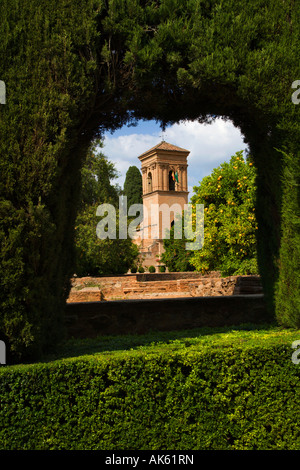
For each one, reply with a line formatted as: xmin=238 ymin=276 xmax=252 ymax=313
xmin=147 ymin=172 xmax=152 ymax=192
xmin=169 ymin=170 xmax=175 ymax=191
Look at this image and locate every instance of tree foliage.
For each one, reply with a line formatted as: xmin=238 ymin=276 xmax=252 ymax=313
xmin=161 ymin=221 xmax=195 ymax=272
xmin=74 ymin=141 xmax=139 ymax=277
xmin=74 ymin=205 xmax=139 ymax=277
xmin=123 ymin=166 xmax=143 ymax=207
xmin=162 ymin=151 xmax=258 ymax=276
xmin=190 ymin=151 xmax=258 ymax=276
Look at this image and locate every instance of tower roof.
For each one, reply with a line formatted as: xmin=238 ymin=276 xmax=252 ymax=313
xmin=138 ymin=141 xmax=189 ymax=159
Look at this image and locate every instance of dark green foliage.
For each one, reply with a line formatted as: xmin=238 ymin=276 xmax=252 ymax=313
xmin=148 ymin=265 xmax=155 ymax=272
xmin=0 ymin=0 xmax=111 ymax=360
xmin=275 ymin=151 xmax=300 ymax=328
xmin=0 ymin=328 xmax=300 ymax=450
xmin=162 ymin=151 xmax=259 ymax=275
xmin=0 ymin=200 xmax=65 ymax=361
xmin=123 ymin=166 xmax=143 ymax=207
xmin=0 ymin=0 xmax=299 ymax=359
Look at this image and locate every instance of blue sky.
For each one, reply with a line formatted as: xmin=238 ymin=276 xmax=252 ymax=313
xmin=102 ymin=118 xmax=248 ymax=198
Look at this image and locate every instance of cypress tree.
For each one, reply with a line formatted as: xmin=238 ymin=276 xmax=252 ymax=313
xmin=123 ymin=166 xmax=143 ymax=207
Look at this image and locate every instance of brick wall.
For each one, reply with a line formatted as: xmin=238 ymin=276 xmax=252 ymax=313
xmin=67 ymin=274 xmax=263 ymax=302
xmin=65 ymin=294 xmax=270 ymax=339
xmin=64 ymin=274 xmax=268 ymax=339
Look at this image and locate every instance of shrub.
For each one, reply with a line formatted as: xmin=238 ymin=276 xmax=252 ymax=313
xmin=130 ymin=267 xmax=137 ymax=273
xmin=159 ymin=266 xmax=166 ymax=273
xmin=148 ymin=265 xmax=156 ymax=273
xmin=190 ymin=151 xmax=259 ymax=276
xmin=0 ymin=327 xmax=299 ymax=450
xmin=138 ymin=266 xmax=144 ymax=273
xmin=161 ymin=222 xmax=196 ymax=272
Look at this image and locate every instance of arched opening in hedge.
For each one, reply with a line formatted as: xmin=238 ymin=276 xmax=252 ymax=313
xmin=1 ymin=0 xmax=299 ymax=361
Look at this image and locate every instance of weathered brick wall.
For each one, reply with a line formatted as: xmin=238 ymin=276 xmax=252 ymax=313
xmin=64 ymin=274 xmax=267 ymax=339
xmin=65 ymin=294 xmax=270 ymax=339
xmin=67 ymin=274 xmax=262 ymax=302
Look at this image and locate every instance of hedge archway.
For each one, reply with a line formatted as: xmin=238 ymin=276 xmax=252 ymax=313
xmin=0 ymin=0 xmax=299 ymax=360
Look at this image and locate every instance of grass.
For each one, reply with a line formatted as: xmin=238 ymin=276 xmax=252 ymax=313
xmin=40 ymin=322 xmax=300 ymax=364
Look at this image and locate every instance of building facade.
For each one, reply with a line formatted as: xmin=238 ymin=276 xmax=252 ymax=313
xmin=136 ymin=141 xmax=189 ymax=270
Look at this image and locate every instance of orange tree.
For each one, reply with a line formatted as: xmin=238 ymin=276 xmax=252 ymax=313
xmin=190 ymin=151 xmax=258 ymax=276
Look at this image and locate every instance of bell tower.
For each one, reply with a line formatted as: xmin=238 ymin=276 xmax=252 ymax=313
xmin=137 ymin=141 xmax=189 ymax=269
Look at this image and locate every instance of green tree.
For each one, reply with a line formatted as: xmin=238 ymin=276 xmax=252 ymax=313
xmin=123 ymin=166 xmax=143 ymax=207
xmin=190 ymin=151 xmax=258 ymax=276
xmin=161 ymin=219 xmax=195 ymax=272
xmin=80 ymin=139 xmax=121 ymax=208
xmin=74 ymin=205 xmax=139 ymax=277
xmin=74 ymin=142 xmax=139 ymax=276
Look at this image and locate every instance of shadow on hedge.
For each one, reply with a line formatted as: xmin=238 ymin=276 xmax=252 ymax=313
xmin=43 ymin=322 xmax=276 ymax=363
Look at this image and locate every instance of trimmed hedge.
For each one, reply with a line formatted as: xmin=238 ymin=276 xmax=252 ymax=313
xmin=0 ymin=328 xmax=300 ymax=450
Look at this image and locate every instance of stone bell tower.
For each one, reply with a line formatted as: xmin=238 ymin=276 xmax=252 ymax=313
xmin=137 ymin=141 xmax=189 ymax=269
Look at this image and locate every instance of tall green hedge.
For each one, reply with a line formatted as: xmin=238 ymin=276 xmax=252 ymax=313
xmin=0 ymin=0 xmax=111 ymax=361
xmin=275 ymin=151 xmax=300 ymax=328
xmin=0 ymin=329 xmax=300 ymax=450
xmin=0 ymin=0 xmax=300 ymax=360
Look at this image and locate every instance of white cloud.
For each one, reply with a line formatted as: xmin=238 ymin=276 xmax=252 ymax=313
xmin=102 ymin=132 xmax=160 ymax=186
xmin=102 ymin=118 xmax=247 ymax=191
